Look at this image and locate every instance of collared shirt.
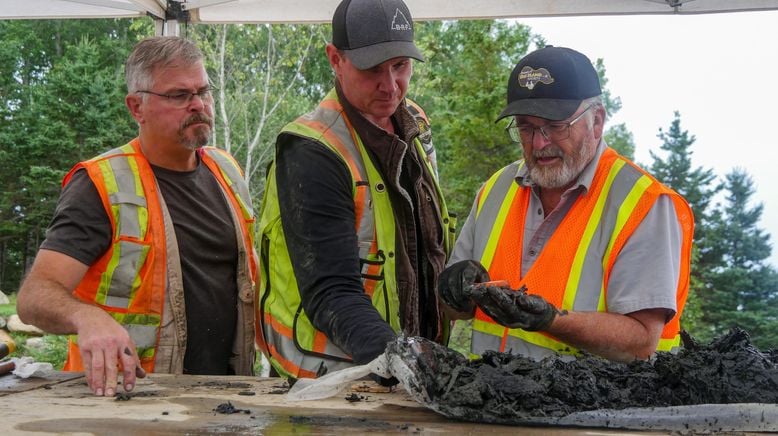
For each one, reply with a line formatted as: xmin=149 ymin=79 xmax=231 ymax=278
xmin=451 ymin=141 xmax=681 ymax=318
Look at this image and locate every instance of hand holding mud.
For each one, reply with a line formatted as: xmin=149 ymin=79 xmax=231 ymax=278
xmin=437 ymin=260 xmax=490 ymax=314
xmin=468 ymin=283 xmax=565 ymax=331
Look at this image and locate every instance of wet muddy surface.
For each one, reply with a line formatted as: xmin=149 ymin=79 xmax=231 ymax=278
xmin=387 ymin=328 xmax=778 ymax=426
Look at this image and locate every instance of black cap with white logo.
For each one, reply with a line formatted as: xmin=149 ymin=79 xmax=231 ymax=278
xmin=332 ymin=0 xmax=424 ymax=70
xmin=497 ymin=46 xmax=602 ymax=121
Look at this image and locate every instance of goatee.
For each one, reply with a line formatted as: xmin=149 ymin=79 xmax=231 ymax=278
xmin=180 ymin=114 xmax=213 ymax=150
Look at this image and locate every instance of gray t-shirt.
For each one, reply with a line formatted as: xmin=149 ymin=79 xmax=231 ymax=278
xmin=42 ymin=159 xmax=239 ymax=374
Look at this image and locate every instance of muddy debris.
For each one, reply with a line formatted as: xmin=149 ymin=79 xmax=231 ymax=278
xmin=387 ymin=327 xmax=778 ymax=425
xmin=200 ymin=381 xmax=252 ymax=389
xmin=344 ymin=393 xmax=369 ymax=402
xmin=213 ymin=401 xmax=251 ymax=414
xmin=113 ymin=390 xmax=162 ymax=401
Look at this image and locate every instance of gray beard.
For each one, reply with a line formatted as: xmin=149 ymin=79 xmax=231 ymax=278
xmin=527 ymin=138 xmax=596 ymax=189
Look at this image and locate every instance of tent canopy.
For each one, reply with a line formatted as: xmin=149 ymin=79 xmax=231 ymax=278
xmin=5 ymin=0 xmax=778 ymax=27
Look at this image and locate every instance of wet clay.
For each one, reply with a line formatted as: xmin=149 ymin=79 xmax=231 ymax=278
xmin=387 ymin=328 xmax=778 ymax=424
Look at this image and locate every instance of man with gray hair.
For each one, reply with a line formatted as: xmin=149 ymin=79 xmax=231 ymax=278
xmin=438 ymin=46 xmax=694 ymax=364
xmin=18 ymin=36 xmax=258 ymax=396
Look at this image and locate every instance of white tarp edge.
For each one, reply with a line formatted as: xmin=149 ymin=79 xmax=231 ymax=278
xmin=4 ymin=0 xmax=778 ymax=23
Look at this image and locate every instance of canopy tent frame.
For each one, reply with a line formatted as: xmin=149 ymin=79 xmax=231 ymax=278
xmin=4 ymin=0 xmax=778 ymax=35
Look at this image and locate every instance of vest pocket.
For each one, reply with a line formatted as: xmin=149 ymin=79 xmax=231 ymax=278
xmin=359 ymin=247 xmax=385 ymax=299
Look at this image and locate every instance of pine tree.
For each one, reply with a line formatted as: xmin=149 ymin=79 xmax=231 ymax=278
xmin=648 ymin=112 xmax=720 ymax=337
xmin=650 ymin=112 xmax=719 ymax=247
xmin=701 ymin=169 xmax=778 ymax=347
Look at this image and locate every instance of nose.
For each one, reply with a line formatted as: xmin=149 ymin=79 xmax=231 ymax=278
xmin=187 ymin=93 xmax=206 ymax=111
xmin=376 ymin=70 xmax=398 ymax=94
xmin=531 ymin=126 xmax=551 ymax=149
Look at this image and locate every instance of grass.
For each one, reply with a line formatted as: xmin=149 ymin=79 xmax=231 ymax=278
xmin=1 ymin=293 xmax=68 ymax=369
xmin=448 ymin=319 xmax=473 ymax=356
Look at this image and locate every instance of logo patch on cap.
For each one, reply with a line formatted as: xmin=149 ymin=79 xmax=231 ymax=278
xmin=391 ymin=9 xmax=411 ymax=31
xmin=518 ymin=66 xmax=554 ymax=90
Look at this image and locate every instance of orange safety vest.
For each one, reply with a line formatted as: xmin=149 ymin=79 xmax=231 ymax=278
xmin=62 ymin=138 xmax=258 ymax=373
xmin=470 ymin=147 xmax=694 ymax=357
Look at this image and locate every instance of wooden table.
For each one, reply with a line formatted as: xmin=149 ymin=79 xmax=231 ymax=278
xmin=0 ymin=371 xmax=663 ymax=435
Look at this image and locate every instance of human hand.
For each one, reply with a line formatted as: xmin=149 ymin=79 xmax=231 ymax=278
xmin=469 ymin=283 xmax=563 ymax=331
xmin=74 ymin=309 xmax=145 ymax=396
xmin=437 ymin=260 xmax=490 ymax=314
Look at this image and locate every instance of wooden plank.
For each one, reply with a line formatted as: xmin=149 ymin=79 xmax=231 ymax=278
xmin=0 ymin=370 xmax=83 ymax=396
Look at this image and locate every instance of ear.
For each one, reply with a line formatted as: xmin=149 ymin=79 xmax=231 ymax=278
xmin=592 ymin=105 xmax=606 ymax=141
xmin=325 ymin=43 xmax=343 ymax=74
xmin=125 ymin=93 xmax=144 ymax=124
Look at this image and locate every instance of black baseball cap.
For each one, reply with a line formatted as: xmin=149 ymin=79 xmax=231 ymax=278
xmin=332 ymin=0 xmax=424 ymax=70
xmin=497 ymin=46 xmax=601 ymax=122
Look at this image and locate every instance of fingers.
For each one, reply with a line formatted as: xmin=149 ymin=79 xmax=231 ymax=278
xmin=120 ymin=347 xmax=139 ymax=392
xmin=74 ymin=311 xmax=141 ymax=396
xmin=81 ymin=349 xmax=93 ymax=392
xmin=485 ymin=285 xmax=517 ymax=309
xmin=89 ymin=350 xmax=107 ymax=396
xmin=103 ymin=349 xmax=119 ymax=397
xmin=515 ymin=293 xmax=551 ymax=314
xmin=470 ymin=285 xmax=515 ymax=326
xmin=469 ymin=283 xmax=559 ymax=331
xmin=469 ymin=284 xmax=532 ymax=329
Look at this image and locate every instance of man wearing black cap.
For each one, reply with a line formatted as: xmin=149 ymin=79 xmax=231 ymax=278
xmin=438 ymin=46 xmax=695 ymax=363
xmin=257 ymin=0 xmax=454 ymax=380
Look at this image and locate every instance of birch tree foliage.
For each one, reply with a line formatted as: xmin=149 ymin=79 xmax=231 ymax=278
xmin=191 ymin=24 xmax=332 ymax=196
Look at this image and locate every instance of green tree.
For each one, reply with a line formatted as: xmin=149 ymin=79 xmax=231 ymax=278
xmin=410 ymin=20 xmax=533 ymax=218
xmin=700 ymin=169 xmax=778 ymax=347
xmin=190 ymin=23 xmax=331 ymax=198
xmin=592 ymin=59 xmax=636 ymax=160
xmin=647 ymin=112 xmax=721 ymax=336
xmin=650 ymin=112 xmax=720 ymax=245
xmin=604 ymin=123 xmax=635 ymax=160
xmin=0 ymin=19 xmax=149 ymax=292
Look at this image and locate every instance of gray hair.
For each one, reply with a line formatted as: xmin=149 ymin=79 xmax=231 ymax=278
xmin=580 ymin=95 xmax=605 ymax=128
xmin=125 ymin=36 xmax=205 ymax=93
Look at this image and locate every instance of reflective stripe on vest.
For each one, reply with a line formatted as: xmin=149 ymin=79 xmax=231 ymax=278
xmin=200 ymin=146 xmax=259 ymax=283
xmin=257 ymin=89 xmax=451 ymax=379
xmin=470 ymin=148 xmax=693 ymax=358
xmin=62 ymin=139 xmax=257 ymax=373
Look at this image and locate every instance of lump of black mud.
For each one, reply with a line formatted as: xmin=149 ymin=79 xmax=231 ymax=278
xmin=385 ymin=328 xmax=778 ymax=425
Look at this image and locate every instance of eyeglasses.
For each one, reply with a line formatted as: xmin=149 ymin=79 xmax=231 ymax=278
xmin=506 ymin=104 xmax=595 ymax=144
xmin=136 ymin=87 xmax=215 ymax=108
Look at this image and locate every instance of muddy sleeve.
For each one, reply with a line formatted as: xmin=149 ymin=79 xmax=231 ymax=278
xmin=40 ymin=169 xmax=112 ymax=266
xmin=276 ymin=133 xmax=397 ymax=364
xmin=607 ymin=195 xmax=680 ymax=320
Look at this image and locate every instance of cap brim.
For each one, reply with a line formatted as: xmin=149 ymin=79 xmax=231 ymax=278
xmin=496 ymin=98 xmax=582 ymax=122
xmin=344 ymin=41 xmax=424 ymax=70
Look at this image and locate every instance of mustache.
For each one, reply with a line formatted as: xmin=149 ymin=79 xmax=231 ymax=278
xmin=183 ymin=114 xmax=213 ymax=128
xmin=533 ymin=145 xmax=563 ymax=159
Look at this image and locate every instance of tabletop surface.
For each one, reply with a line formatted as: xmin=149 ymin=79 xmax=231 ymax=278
xmin=0 ymin=371 xmax=667 ymax=435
